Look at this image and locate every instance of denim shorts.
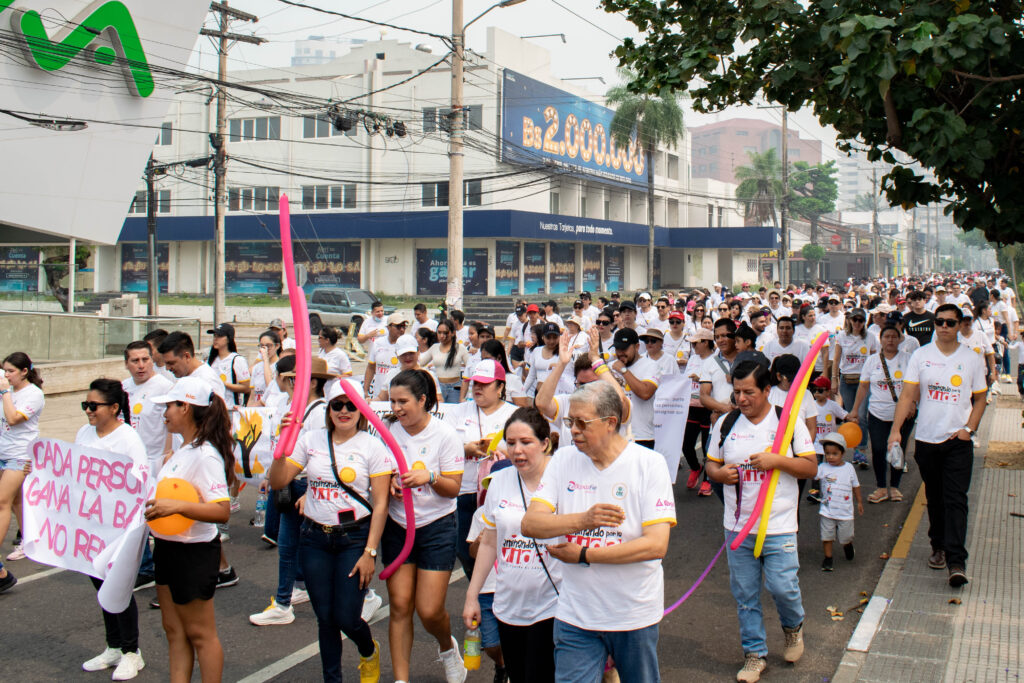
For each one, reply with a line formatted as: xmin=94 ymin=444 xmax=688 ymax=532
xmin=381 ymin=512 xmax=457 ymax=572
xmin=0 ymin=458 xmax=29 ymax=472
xmin=478 ymin=592 xmax=501 ymax=648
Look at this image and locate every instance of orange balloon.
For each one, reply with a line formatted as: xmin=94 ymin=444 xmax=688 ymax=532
xmin=147 ymin=478 xmax=199 ymax=536
xmin=837 ymin=422 xmax=862 ymax=449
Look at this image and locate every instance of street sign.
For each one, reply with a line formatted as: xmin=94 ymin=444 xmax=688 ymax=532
xmin=831 ymin=234 xmax=842 ymax=246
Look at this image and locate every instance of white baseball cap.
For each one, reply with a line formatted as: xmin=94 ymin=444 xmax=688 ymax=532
xmin=326 ymin=377 xmax=365 ymax=403
xmin=151 ymin=377 xmax=213 ymax=407
xmin=394 ymin=334 xmax=418 ymax=357
xmin=820 ymin=432 xmax=847 ymax=450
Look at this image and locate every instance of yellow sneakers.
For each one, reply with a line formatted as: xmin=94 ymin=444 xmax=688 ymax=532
xmin=358 ymin=640 xmax=381 ymax=683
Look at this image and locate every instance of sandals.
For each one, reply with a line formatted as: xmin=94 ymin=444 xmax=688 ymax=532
xmin=888 ymin=488 xmax=903 ymax=502
xmin=867 ymin=489 xmax=890 ymax=504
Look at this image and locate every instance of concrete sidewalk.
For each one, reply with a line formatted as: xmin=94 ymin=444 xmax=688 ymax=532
xmin=835 ymin=392 xmax=1024 ymax=682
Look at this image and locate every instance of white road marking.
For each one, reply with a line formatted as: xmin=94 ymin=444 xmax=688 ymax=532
xmin=237 ymin=568 xmax=465 ymax=683
xmin=15 ymin=566 xmax=65 ymax=585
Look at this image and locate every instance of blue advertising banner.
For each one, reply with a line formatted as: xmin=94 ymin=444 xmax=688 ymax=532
xmin=120 ymin=243 xmax=168 ymax=293
xmin=523 ymin=242 xmax=546 ymax=295
xmin=495 ymin=241 xmax=520 ymax=296
xmin=226 ymin=242 xmax=283 ymax=294
xmin=0 ymin=246 xmax=39 ymax=293
xmin=582 ymin=244 xmax=601 ymax=291
xmin=549 ymin=243 xmax=575 ymax=294
xmin=294 ymin=241 xmax=361 ymax=292
xmin=502 ymin=70 xmax=645 ymax=187
xmin=605 ymin=246 xmax=624 ymax=292
xmin=416 ymin=248 xmax=488 ymax=296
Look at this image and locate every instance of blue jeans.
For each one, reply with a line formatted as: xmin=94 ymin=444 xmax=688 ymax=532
xmin=724 ymin=530 xmax=804 ymax=657
xmin=440 ymin=380 xmax=462 ymax=404
xmin=264 ymin=485 xmax=281 ymax=542
xmin=838 ymin=380 xmax=869 ymax=450
xmin=299 ymin=521 xmax=375 ymax=683
xmin=275 ymin=478 xmax=308 ymax=606
xmin=552 ymin=619 xmax=660 ymax=683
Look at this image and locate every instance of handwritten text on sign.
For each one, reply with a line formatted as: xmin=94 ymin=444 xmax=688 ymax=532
xmin=23 ymin=438 xmax=151 ymax=579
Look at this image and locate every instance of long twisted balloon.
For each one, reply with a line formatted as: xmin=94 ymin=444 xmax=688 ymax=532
xmin=729 ymin=331 xmax=828 ymax=554
xmin=340 ymin=382 xmax=415 ymax=579
xmin=272 ymin=194 xmax=311 ymax=460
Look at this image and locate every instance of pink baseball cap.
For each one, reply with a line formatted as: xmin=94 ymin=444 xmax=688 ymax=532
xmin=470 ymin=359 xmax=506 ymax=384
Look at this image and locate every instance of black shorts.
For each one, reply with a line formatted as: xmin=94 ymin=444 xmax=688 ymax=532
xmin=153 ymin=537 xmax=221 ymax=605
xmin=381 ymin=512 xmax=457 ymax=572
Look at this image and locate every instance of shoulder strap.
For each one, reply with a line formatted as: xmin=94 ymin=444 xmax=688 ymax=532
xmin=516 ymin=473 xmax=559 ymax=596
xmin=303 ymin=398 xmax=326 ymax=422
xmin=878 ymin=354 xmax=900 ymax=402
xmin=327 ymin=437 xmax=374 ymax=514
xmin=717 ymin=409 xmax=743 ymax=450
xmin=713 ymin=353 xmax=731 ymax=377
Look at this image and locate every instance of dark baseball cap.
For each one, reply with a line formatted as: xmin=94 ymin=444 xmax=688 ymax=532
xmin=541 ymin=322 xmax=560 ymax=337
xmin=515 ymin=305 xmax=527 ymax=315
xmin=618 ymin=300 xmax=637 ymax=312
xmin=613 ymin=328 xmax=640 ymax=349
xmin=207 ymin=323 xmax=235 ymax=338
xmin=734 ymin=350 xmax=770 ymax=369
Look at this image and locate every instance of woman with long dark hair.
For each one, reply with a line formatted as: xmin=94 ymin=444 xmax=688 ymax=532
xmin=77 ymin=379 xmax=148 ymax=680
xmin=267 ymin=378 xmax=390 ymax=682
xmin=249 ymin=330 xmax=282 ymax=407
xmin=419 ymin=320 xmax=468 ymax=403
xmin=206 ymin=324 xmax=250 ymax=408
xmin=146 ymin=377 xmax=235 ymax=683
xmin=0 ymin=351 xmax=44 ymax=579
xmin=382 ymin=369 xmax=466 ymax=683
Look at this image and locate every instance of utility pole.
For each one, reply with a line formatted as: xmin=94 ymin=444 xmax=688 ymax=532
xmin=871 ymin=167 xmax=880 ymax=278
xmin=201 ymin=1 xmax=263 ymax=326
xmin=447 ymin=0 xmax=465 ymax=312
xmin=146 ymin=155 xmax=159 ymax=316
xmin=779 ymin=109 xmax=789 ymax=286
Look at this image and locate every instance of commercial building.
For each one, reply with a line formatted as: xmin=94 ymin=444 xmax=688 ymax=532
xmin=691 ymin=118 xmax=823 ymax=185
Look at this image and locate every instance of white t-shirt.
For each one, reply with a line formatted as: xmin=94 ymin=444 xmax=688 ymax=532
xmin=288 ymin=429 xmax=391 ymax=526
xmin=823 ymin=312 xmax=846 ymax=339
xmin=859 ymin=351 xmax=911 ymax=421
xmin=410 ymin=317 xmax=439 ymax=338
xmin=387 ymin=416 xmax=464 ymax=528
xmin=960 ymin=328 xmax=993 ymax=359
xmin=812 ymin=399 xmax=848 ymax=453
xmin=467 ymin=509 xmax=497 ymax=594
xmin=763 ymin=338 xmax=810 ymax=364
xmin=481 ymin=466 xmax=561 ymax=624
xmin=817 ymin=461 xmax=859 ymax=521
xmin=548 ymin=392 xmax=631 ymax=448
xmin=153 ymin=442 xmax=230 ymax=543
xmin=683 ymin=354 xmax=706 ymax=407
xmin=707 ymin=409 xmax=816 ymax=535
xmin=794 ymin=324 xmax=830 ymax=371
xmin=649 ymin=353 xmax=678 ymax=382
xmin=209 ymin=352 xmax=250 ymax=408
xmin=250 ymin=360 xmax=277 ymax=405
xmin=663 ymin=333 xmax=689 ymax=366
xmin=188 ymin=364 xmax=227 ymax=403
xmin=835 ymin=332 xmax=879 ymax=376
xmin=281 ymin=337 xmax=297 ymax=351
xmin=369 ymin=338 xmax=400 ymax=398
xmin=0 ymin=383 xmax=44 ymax=462
xmin=359 ymin=317 xmax=388 ymax=354
xmin=616 ymin=356 xmax=660 ymax=440
xmin=122 ymin=374 xmax=175 ymax=472
xmin=531 ymin=442 xmax=676 ymax=631
xmin=899 ymin=334 xmax=921 ymax=355
xmin=449 ymin=400 xmax=518 ymax=496
xmin=976 ymin=317 xmax=997 ymax=347
xmin=768 ymin=386 xmax=816 ymax=429
xmin=904 ymin=343 xmax=987 ymax=443
xmin=526 ymin=347 xmax=574 ymax=396
xmin=319 ymin=347 xmax=353 ymax=397
xmin=75 ymin=423 xmax=148 ymax=475
xmin=700 ymin=353 xmax=733 ymax=406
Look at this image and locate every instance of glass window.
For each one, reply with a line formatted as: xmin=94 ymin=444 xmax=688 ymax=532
xmin=343 ymin=184 xmax=356 ymax=209
xmin=159 ymin=122 xmax=172 ymax=145
xmin=256 ymin=117 xmax=268 ymax=140
xmin=550 ymin=192 xmax=559 ymax=214
xmin=158 ymin=190 xmax=171 ymax=213
xmin=422 ymin=107 xmax=436 ymax=133
xmin=707 ymin=204 xmax=714 ymax=227
xmin=316 ymin=115 xmax=330 ymax=138
xmin=436 ymin=181 xmax=449 ymax=207
xmin=349 ymin=290 xmax=375 ymax=306
xmin=303 ymin=116 xmax=316 ymax=138
xmin=229 ymin=188 xmax=239 ymax=211
xmin=329 ymin=185 xmax=342 ymax=209
xmin=421 ymin=182 xmax=436 ymax=207
xmin=315 ymin=185 xmax=328 ymax=210
xmin=229 ymin=118 xmax=241 ymax=143
xmin=466 ymin=105 xmax=483 ymax=131
xmin=242 ymin=119 xmax=254 ymax=141
xmin=464 ymin=179 xmax=482 ymax=206
xmin=302 ymin=186 xmax=316 ymax=210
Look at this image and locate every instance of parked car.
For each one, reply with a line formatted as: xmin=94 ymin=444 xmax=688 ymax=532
xmin=306 ymin=288 xmax=393 ymax=334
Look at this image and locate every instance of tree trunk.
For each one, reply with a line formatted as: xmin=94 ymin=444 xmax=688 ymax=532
xmin=646 ymin=143 xmax=655 ymax=291
xmin=42 ymin=262 xmax=69 ymax=312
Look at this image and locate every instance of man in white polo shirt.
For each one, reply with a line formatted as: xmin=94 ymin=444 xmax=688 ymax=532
xmin=522 ymin=381 xmax=675 ymax=683
xmin=889 ymin=303 xmax=987 ymax=589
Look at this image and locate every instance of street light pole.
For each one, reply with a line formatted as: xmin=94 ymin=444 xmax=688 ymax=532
xmin=779 ymin=109 xmax=789 ymax=286
xmin=146 ymin=155 xmax=159 ymax=316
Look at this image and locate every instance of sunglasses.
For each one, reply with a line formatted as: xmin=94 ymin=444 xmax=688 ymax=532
xmin=670 ymin=320 xmax=683 ymax=324
xmin=81 ymin=401 xmax=115 ymax=412
xmin=935 ymin=318 xmax=960 ymax=328
xmin=718 ymin=307 xmax=728 ymax=312
xmin=656 ymin=305 xmax=668 ymax=310
xmin=329 ymin=399 xmax=359 ymax=412
xmin=812 ymin=387 xmax=827 ymax=394
xmin=849 ymin=317 xmax=865 ymax=323
xmin=596 ymin=319 xmax=611 ymax=326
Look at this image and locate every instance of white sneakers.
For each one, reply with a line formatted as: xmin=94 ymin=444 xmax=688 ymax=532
xmin=82 ymin=648 xmax=145 ymax=680
xmin=291 ymin=587 xmax=310 ymax=605
xmin=249 ymin=599 xmax=296 ymax=626
xmin=438 ymin=635 xmax=467 ymax=683
xmin=7 ymin=544 xmax=25 ymax=561
xmin=362 ymin=589 xmax=384 ymax=622
xmin=112 ymin=651 xmax=145 ymax=680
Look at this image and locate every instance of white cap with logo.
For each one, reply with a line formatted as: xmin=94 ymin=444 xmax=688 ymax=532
xmin=151 ymin=377 xmax=213 ymax=407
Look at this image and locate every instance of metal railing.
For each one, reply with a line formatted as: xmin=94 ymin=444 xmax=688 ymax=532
xmin=0 ymin=310 xmax=201 ymax=362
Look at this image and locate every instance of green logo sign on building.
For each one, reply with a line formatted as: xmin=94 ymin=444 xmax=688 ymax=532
xmin=4 ymin=0 xmax=154 ymax=97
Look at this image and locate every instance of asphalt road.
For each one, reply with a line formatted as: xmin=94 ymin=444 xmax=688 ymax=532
xmin=2 ymin=401 xmax=921 ymax=683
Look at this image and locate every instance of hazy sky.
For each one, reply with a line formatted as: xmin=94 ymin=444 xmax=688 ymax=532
xmin=200 ymin=0 xmax=845 ymax=161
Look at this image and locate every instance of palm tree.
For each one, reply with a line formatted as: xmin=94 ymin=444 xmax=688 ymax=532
xmin=607 ymin=72 xmax=685 ymax=289
xmin=734 ymin=148 xmax=783 ymax=226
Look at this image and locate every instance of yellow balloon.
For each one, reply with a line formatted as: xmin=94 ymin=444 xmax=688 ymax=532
xmin=147 ymin=478 xmax=199 ymax=536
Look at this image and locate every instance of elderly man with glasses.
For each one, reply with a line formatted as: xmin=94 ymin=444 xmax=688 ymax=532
xmin=522 ymin=380 xmax=675 ymax=683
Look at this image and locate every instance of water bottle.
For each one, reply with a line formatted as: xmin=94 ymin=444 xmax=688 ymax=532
xmin=253 ymin=490 xmax=267 ymax=528
xmin=463 ymin=620 xmax=482 ymax=671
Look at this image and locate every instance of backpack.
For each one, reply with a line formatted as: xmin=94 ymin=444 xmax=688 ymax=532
xmin=718 ymin=405 xmax=785 ymax=450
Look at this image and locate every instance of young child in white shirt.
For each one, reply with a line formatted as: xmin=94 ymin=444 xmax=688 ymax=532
xmin=807 ymin=376 xmax=849 ymax=504
xmin=818 ymin=432 xmax=863 ymax=572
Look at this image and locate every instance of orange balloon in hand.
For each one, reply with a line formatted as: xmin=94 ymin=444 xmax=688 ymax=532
xmin=147 ymin=478 xmax=199 ymax=536
xmin=837 ymin=422 xmax=862 ymax=450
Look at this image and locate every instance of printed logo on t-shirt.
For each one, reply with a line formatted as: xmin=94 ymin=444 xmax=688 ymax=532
xmin=612 ymin=483 xmax=628 ymax=500
xmin=950 ymin=374 xmax=962 ymax=387
xmin=567 ymin=480 xmax=597 ymax=493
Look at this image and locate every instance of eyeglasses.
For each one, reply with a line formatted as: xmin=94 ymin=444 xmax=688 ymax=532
xmin=81 ymin=401 xmax=115 ymax=412
xmin=849 ymin=317 xmax=865 ymax=323
xmin=718 ymin=307 xmax=728 ymax=312
xmin=656 ymin=305 xmax=667 ymax=310
xmin=562 ymin=416 xmax=612 ymax=430
xmin=935 ymin=318 xmax=960 ymax=328
xmin=329 ymin=399 xmax=359 ymax=412
xmin=595 ymin=320 xmax=611 ymax=326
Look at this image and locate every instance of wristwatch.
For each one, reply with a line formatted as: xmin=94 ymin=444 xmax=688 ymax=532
xmin=578 ymin=546 xmax=590 ymax=567
xmin=966 ymin=427 xmax=976 ymax=437
xmin=364 ymin=547 xmax=378 ymax=558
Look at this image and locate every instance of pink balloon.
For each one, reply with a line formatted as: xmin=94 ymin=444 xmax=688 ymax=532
xmin=339 ymin=382 xmax=415 ymax=580
xmin=272 ymin=194 xmax=311 ymax=460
